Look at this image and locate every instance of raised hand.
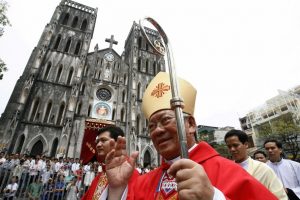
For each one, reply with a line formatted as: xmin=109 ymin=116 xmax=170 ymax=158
xmin=105 ymin=136 xmax=138 ymax=199
xmin=168 ymin=159 xmax=214 ymax=200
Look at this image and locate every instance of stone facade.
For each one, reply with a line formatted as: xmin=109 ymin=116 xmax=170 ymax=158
xmin=0 ymin=0 xmax=165 ymax=167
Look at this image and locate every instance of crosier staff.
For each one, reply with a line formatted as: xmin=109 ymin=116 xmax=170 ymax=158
xmin=139 ymin=17 xmax=188 ymax=158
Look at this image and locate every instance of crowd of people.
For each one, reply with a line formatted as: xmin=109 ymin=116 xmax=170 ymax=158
xmin=0 ymin=153 xmax=154 ymax=200
xmin=0 ymin=154 xmax=95 ymax=199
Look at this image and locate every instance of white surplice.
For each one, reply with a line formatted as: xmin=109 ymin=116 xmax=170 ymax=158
xmin=267 ymin=158 xmax=300 ymax=198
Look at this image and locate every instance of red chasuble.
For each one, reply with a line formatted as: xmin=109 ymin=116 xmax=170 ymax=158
xmin=130 ymin=142 xmax=278 ymax=200
xmin=82 ymin=168 xmax=139 ymax=200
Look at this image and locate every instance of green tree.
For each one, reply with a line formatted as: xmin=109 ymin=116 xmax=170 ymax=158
xmin=212 ymin=143 xmax=231 ymax=159
xmin=255 ymin=113 xmax=300 ymax=160
xmin=0 ymin=0 xmax=11 ymax=80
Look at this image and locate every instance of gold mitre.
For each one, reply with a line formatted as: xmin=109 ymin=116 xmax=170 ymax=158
xmin=142 ymin=72 xmax=197 ymax=119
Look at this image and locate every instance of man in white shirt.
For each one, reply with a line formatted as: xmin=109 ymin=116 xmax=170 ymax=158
xmin=3 ymin=176 xmax=18 ymax=200
xmin=264 ymin=139 xmax=300 ymax=200
xmin=36 ymin=155 xmax=46 ymax=175
xmin=54 ymin=158 xmax=62 ymax=173
xmin=224 ymin=129 xmax=287 ymax=200
xmin=71 ymin=158 xmax=80 ymax=173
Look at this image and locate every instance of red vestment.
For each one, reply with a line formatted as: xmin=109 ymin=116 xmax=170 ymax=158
xmin=131 ymin=142 xmax=278 ymax=200
xmin=82 ymin=168 xmax=139 ymax=200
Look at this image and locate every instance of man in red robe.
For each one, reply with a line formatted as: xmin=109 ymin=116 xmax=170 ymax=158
xmin=81 ymin=126 xmax=138 ymax=200
xmin=104 ymin=72 xmax=279 ymax=200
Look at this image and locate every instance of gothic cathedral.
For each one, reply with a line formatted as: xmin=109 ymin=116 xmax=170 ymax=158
xmin=0 ymin=0 xmax=165 ymax=168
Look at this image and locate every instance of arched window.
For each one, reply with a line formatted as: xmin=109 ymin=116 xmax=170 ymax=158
xmin=122 ymin=90 xmax=126 ymax=103
xmin=87 ymin=105 xmax=92 ymax=117
xmin=153 ymin=61 xmax=156 ymax=74
xmin=74 ymin=40 xmax=81 ymax=55
xmin=62 ymin=13 xmax=69 ymax=25
xmin=53 ymin=35 xmax=61 ymax=50
xmin=30 ymin=98 xmax=40 ymax=121
xmin=71 ymin=16 xmax=78 ymax=28
xmin=146 ymin=60 xmax=149 ymax=73
xmin=64 ymin=37 xmax=72 ymax=53
xmin=137 ymin=83 xmax=141 ymax=100
xmin=16 ymin=134 xmax=25 ymax=154
xmin=43 ymin=101 xmax=52 ymax=123
xmin=43 ymin=62 xmax=52 ymax=80
xmin=50 ymin=138 xmax=59 ymax=157
xmin=138 ymin=37 xmax=142 ymax=49
xmin=112 ymin=74 xmax=115 ymax=83
xmin=145 ymin=119 xmax=149 ymax=134
xmin=81 ymin=19 xmax=88 ymax=31
xmin=56 ymin=103 xmax=65 ymax=125
xmin=123 ymin=74 xmax=127 ymax=85
xmin=121 ymin=108 xmax=125 ymax=122
xmin=138 ymin=58 xmax=141 ymax=71
xmin=112 ymin=108 xmax=115 ymax=120
xmin=84 ymin=65 xmax=89 ymax=76
xmin=136 ymin=115 xmax=140 ymax=135
xmin=55 ymin=65 xmax=63 ymax=82
xmin=66 ymin=67 xmax=74 ymax=85
xmin=76 ymin=101 xmax=82 ymax=115
xmin=80 ymin=83 xmax=85 ymax=95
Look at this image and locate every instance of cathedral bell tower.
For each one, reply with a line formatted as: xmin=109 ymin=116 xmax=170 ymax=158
xmin=0 ymin=0 xmax=97 ymax=157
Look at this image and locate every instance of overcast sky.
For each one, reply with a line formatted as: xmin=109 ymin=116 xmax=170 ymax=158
xmin=1 ymin=0 xmax=300 ymax=129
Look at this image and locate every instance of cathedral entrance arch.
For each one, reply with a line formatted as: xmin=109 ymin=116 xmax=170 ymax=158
xmin=143 ymin=150 xmax=151 ymax=168
xmin=30 ymin=140 xmax=43 ymax=156
xmin=27 ymin=134 xmax=48 ymax=156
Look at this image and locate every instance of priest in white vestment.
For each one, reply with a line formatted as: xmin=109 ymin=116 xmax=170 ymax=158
xmin=225 ymin=129 xmax=288 ymax=200
xmin=265 ymin=139 xmax=300 ymax=200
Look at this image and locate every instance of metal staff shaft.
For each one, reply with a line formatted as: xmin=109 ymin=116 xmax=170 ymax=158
xmin=139 ymin=17 xmax=189 ymax=158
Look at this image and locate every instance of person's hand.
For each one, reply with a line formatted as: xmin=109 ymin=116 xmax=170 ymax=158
xmin=105 ymin=136 xmax=138 ymax=200
xmin=168 ymin=159 xmax=214 ymax=200
xmin=105 ymin=136 xmax=138 ymax=188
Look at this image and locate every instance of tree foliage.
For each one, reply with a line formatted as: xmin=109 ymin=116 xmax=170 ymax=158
xmin=255 ymin=113 xmax=300 ymax=160
xmin=0 ymin=0 xmax=10 ymax=80
xmin=211 ymin=143 xmax=231 ymax=159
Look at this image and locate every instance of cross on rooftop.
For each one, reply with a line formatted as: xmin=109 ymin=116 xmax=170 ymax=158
xmin=105 ymin=35 xmax=118 ymax=49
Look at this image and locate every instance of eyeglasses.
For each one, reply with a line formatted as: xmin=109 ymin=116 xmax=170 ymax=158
xmin=148 ymin=115 xmax=176 ymax=132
